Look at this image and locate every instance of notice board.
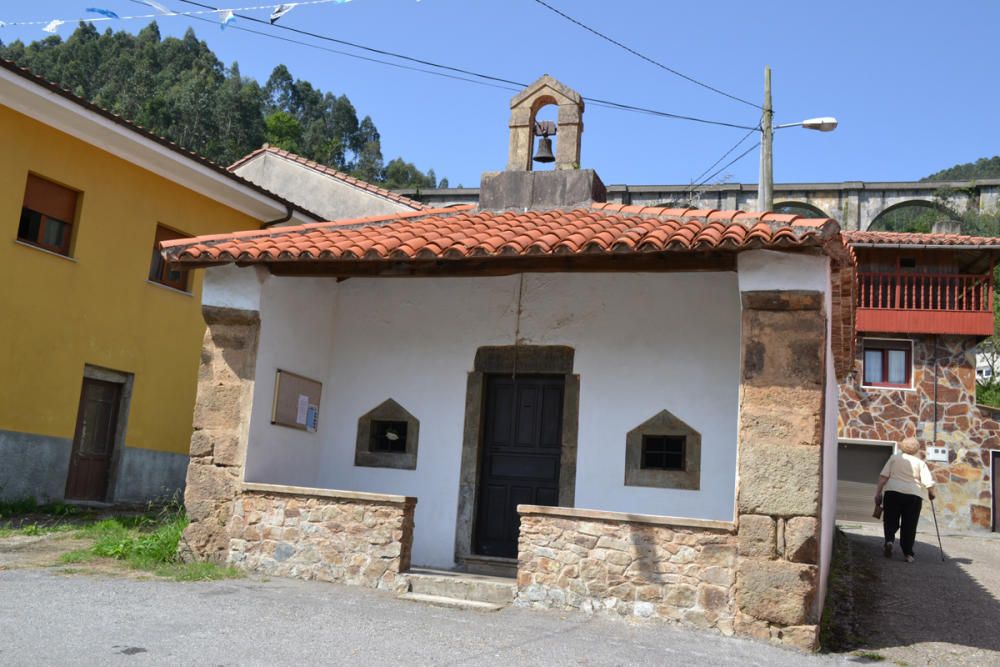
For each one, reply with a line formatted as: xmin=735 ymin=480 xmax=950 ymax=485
xmin=271 ymin=369 xmax=322 ymax=432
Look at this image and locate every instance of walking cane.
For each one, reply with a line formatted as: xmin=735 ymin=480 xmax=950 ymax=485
xmin=929 ymin=497 xmax=945 ymax=562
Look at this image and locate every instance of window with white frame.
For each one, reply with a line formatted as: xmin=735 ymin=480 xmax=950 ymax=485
xmin=862 ymin=339 xmax=912 ymax=388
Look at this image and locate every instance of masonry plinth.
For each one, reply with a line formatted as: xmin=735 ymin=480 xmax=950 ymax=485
xmin=181 ymin=305 xmax=260 ymax=563
xmin=734 ymin=290 xmax=827 ymax=651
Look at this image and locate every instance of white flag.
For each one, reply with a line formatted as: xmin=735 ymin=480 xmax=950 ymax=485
xmin=270 ymin=3 xmax=297 ymax=24
xmin=137 ymin=0 xmax=172 ymax=14
xmin=218 ymin=10 xmax=236 ymax=30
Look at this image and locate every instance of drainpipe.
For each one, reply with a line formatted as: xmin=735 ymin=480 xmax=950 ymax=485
xmin=261 ymin=204 xmax=294 ymax=229
xmin=933 ymin=334 xmax=939 ymax=448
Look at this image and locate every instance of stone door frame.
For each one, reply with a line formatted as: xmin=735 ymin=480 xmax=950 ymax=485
xmin=454 ymin=345 xmax=580 ymax=564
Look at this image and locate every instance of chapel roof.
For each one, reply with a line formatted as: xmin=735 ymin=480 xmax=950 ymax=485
xmin=229 ymin=145 xmax=427 ymax=211
xmin=160 ymin=202 xmax=844 ymax=266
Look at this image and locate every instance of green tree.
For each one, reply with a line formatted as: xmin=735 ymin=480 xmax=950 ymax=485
xmin=0 ymin=22 xmax=442 ymax=185
xmin=264 ymin=111 xmax=303 ymax=153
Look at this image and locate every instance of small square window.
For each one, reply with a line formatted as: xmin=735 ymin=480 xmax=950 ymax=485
xmin=149 ymin=225 xmax=190 ymax=291
xmin=17 ymin=174 xmax=79 ymax=256
xmin=641 ymin=435 xmax=686 ymax=471
xmin=370 ymin=420 xmax=408 ymax=453
xmin=899 ymin=257 xmax=917 ymax=269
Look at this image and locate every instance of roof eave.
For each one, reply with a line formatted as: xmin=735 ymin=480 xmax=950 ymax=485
xmin=0 ymin=61 xmax=323 ymax=224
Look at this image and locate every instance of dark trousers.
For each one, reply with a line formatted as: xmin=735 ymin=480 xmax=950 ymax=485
xmin=883 ymin=490 xmax=923 ymax=556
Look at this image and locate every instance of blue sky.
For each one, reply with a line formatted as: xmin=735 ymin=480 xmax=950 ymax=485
xmin=2 ymin=1 xmax=998 ymax=187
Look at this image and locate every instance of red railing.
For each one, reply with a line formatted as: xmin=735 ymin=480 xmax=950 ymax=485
xmin=857 ymin=272 xmax=994 ymax=312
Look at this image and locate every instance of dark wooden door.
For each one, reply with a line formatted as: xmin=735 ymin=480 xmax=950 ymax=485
xmin=474 ymin=375 xmax=564 ymax=558
xmin=65 ymin=378 xmax=121 ymax=501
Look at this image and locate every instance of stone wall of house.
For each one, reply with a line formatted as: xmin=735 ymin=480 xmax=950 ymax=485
xmin=516 ymin=509 xmax=738 ymax=633
xmin=227 ymin=487 xmax=415 ymax=589
xmin=839 ymin=334 xmax=997 ymax=530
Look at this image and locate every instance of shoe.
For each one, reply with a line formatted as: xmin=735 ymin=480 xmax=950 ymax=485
xmin=883 ymin=542 xmax=893 ymax=558
xmin=905 ymin=555 xmax=914 ymax=563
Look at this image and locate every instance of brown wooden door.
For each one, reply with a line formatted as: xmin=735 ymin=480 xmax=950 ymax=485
xmin=474 ymin=375 xmax=564 ymax=558
xmin=65 ymin=378 xmax=121 ymax=501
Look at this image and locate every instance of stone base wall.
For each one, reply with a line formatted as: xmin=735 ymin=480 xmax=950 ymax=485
xmin=839 ymin=334 xmax=997 ymax=530
xmin=227 ymin=485 xmax=415 ymax=590
xmin=516 ymin=507 xmax=738 ymax=634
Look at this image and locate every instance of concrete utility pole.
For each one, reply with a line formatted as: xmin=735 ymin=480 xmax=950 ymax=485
xmin=757 ymin=65 xmax=773 ymax=212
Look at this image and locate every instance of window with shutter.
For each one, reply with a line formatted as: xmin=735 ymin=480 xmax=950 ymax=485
xmin=148 ymin=225 xmax=191 ymax=291
xmin=17 ymin=174 xmax=79 ymax=255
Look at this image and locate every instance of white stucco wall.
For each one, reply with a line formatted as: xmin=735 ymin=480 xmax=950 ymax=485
xmin=242 ymin=274 xmax=338 ymax=487
xmin=244 ymin=271 xmax=742 ymax=567
xmin=233 ymin=152 xmax=415 ymax=221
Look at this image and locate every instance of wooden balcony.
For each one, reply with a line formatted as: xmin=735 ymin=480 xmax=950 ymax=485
xmin=856 ymin=272 xmax=996 ymax=336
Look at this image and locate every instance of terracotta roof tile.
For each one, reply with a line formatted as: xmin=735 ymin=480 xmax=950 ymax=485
xmin=843 ymin=230 xmax=1000 ymax=247
xmin=229 ymin=145 xmax=426 ymax=211
xmin=162 ymin=203 xmax=842 ymax=266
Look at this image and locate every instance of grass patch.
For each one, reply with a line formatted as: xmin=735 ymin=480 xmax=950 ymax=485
xmin=0 ymin=498 xmax=86 ymax=519
xmin=59 ymin=549 xmax=96 ymax=564
xmin=0 ymin=521 xmax=79 ymax=538
xmin=73 ymin=511 xmax=241 ymax=581
xmin=853 ymin=651 xmax=886 ymax=662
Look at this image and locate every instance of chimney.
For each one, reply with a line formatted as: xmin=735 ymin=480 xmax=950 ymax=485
xmin=480 ymin=75 xmax=605 ymax=210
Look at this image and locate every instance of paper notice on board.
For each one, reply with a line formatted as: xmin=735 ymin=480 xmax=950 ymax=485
xmin=296 ymin=394 xmax=309 ymax=425
xmin=306 ymin=404 xmax=318 ymax=433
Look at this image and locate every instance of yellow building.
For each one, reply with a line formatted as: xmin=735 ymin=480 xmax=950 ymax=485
xmin=0 ymin=59 xmax=323 ymax=504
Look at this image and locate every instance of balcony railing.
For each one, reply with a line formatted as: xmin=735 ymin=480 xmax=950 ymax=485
xmin=857 ymin=272 xmax=993 ymax=312
xmin=855 ymin=271 xmax=995 ymax=335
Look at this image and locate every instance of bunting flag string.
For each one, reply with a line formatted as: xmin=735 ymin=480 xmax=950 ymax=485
xmin=0 ymin=0 xmax=355 ymax=33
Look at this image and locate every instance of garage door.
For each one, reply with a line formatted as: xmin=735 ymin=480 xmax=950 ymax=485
xmin=837 ymin=442 xmax=893 ymax=523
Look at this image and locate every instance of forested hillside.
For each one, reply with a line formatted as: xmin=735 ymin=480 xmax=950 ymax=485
xmin=924 ymin=156 xmax=1000 ymax=182
xmin=0 ymin=22 xmax=439 ymax=188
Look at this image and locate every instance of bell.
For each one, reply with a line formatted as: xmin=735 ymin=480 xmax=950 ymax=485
xmin=533 ymin=135 xmax=555 ymax=163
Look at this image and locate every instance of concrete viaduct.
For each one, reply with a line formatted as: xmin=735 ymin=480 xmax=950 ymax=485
xmin=397 ymin=178 xmax=1000 ymax=231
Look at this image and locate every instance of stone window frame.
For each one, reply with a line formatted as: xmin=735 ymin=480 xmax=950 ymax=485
xmin=454 ymin=345 xmax=580 ymax=563
xmin=624 ymin=409 xmax=701 ymax=490
xmin=355 ymin=399 xmax=419 ymax=470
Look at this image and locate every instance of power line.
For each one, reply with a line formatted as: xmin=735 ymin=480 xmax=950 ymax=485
xmin=686 ymin=141 xmax=761 ymax=202
xmin=173 ymin=0 xmax=759 ymax=131
xmin=685 ymin=126 xmax=759 ymax=200
xmin=530 ymin=0 xmax=763 ymax=111
xmin=177 ymin=8 xmax=524 ymax=94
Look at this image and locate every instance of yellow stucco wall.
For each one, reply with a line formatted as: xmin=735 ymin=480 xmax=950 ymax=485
xmin=0 ymin=105 xmax=262 ymax=456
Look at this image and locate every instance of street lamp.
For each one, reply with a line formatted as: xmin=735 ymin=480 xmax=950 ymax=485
xmin=757 ymin=66 xmax=838 ymax=211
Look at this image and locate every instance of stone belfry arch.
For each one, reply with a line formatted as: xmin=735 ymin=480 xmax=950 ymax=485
xmin=507 ymin=74 xmax=584 ymax=172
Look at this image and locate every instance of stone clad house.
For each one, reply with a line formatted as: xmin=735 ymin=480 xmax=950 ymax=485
xmin=836 ymin=229 xmax=1000 ymax=531
xmin=162 ymin=76 xmax=856 ymax=650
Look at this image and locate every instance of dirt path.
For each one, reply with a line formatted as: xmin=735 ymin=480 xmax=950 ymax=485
xmin=0 ymin=533 xmax=93 ymax=570
xmin=840 ymin=523 xmax=1000 ymax=666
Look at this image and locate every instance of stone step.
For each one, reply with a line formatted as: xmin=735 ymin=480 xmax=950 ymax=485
xmin=401 ymin=568 xmax=516 ymax=606
xmin=397 ymin=592 xmax=506 ymax=612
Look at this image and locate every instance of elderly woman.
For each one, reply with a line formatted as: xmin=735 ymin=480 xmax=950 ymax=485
xmin=875 ymin=437 xmax=936 ymax=562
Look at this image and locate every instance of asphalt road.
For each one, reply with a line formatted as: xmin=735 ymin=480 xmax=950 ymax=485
xmin=0 ymin=569 xmax=853 ymax=666
xmin=841 ymin=523 xmax=1000 ymax=666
